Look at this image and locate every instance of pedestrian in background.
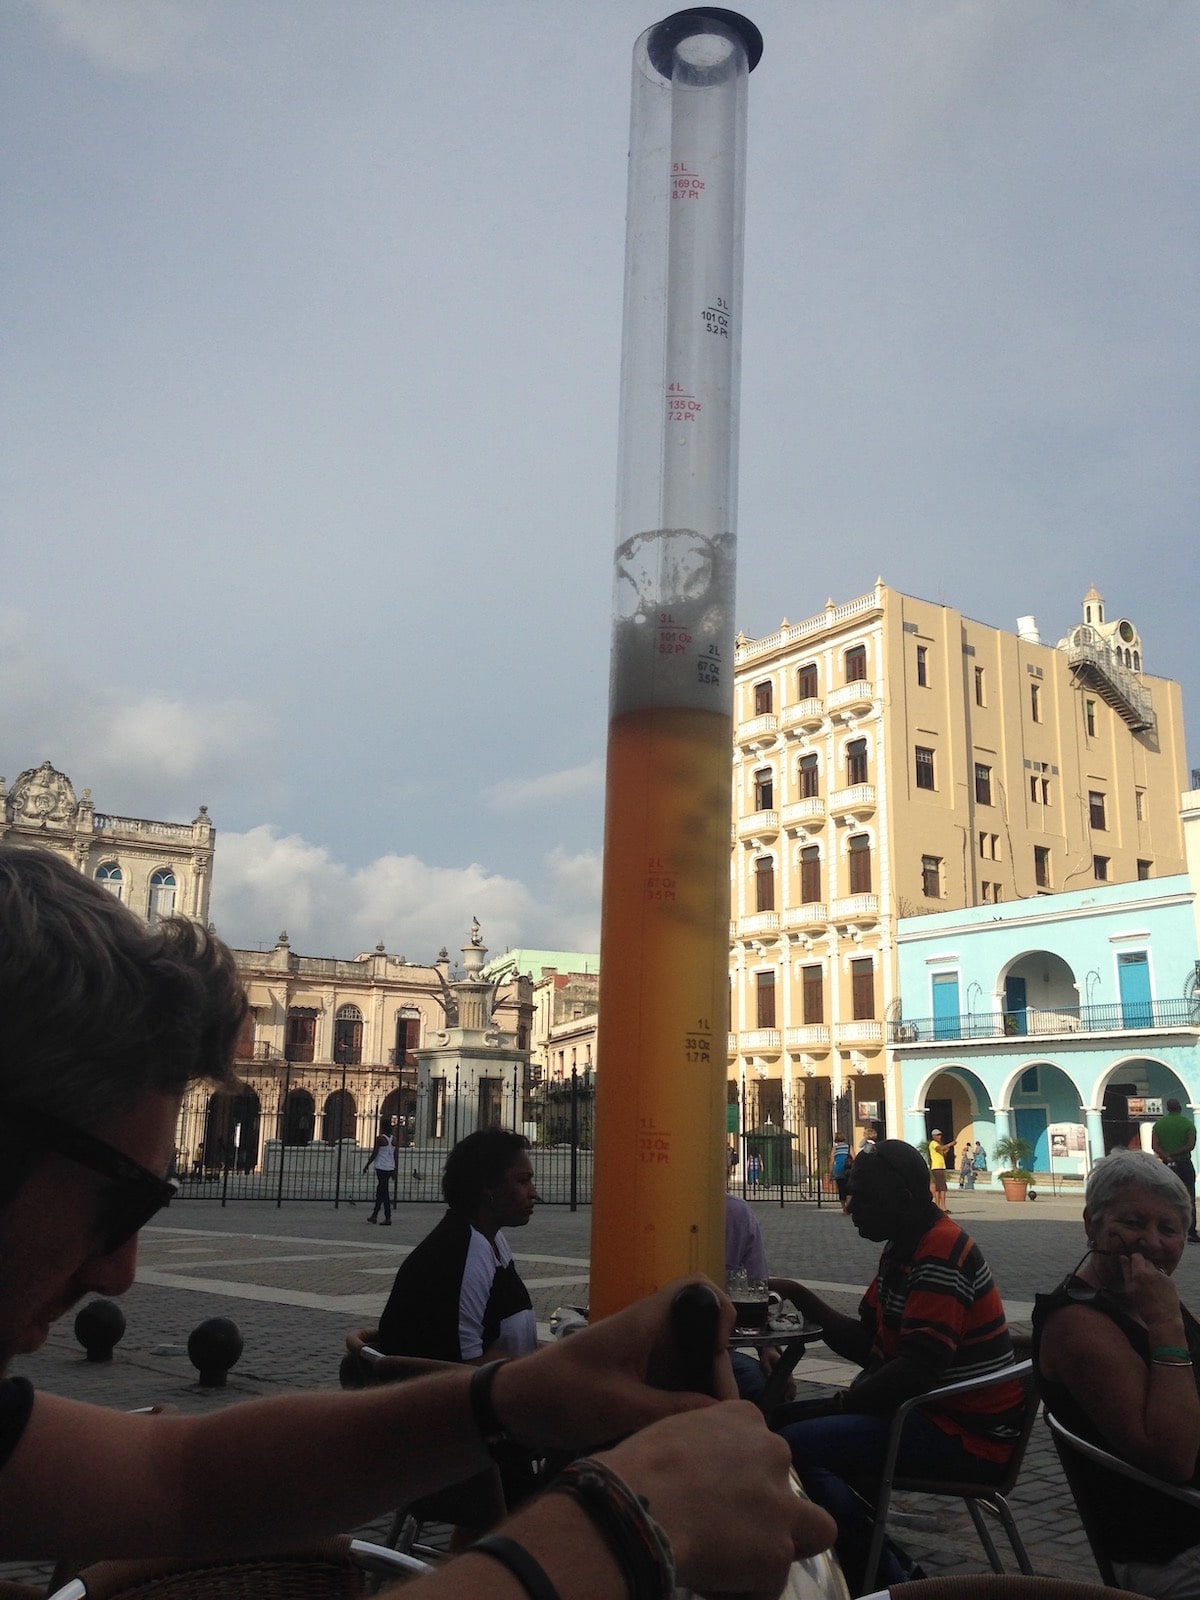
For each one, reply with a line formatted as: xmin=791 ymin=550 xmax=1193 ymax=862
xmin=1153 ymin=1096 xmax=1200 ymax=1243
xmin=364 ymin=1115 xmax=396 ymax=1224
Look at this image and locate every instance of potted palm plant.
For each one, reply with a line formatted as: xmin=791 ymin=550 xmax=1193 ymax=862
xmin=993 ymin=1134 xmax=1035 ymax=1201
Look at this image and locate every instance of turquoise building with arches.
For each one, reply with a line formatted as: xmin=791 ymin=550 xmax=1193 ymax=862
xmin=891 ymin=872 xmax=1200 ymax=1184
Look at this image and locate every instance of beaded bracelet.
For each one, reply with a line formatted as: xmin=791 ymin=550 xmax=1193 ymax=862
xmin=1151 ymin=1345 xmax=1191 ymax=1361
xmin=471 ymin=1534 xmax=560 ymax=1600
xmin=548 ymin=1456 xmax=676 ymax=1600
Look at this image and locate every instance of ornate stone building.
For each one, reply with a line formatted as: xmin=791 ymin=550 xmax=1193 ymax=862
xmin=175 ymin=924 xmax=534 ymax=1183
xmin=0 ymin=760 xmax=214 ymax=924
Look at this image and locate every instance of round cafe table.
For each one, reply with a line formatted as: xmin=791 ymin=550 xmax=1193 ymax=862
xmin=728 ymin=1316 xmax=823 ymax=1417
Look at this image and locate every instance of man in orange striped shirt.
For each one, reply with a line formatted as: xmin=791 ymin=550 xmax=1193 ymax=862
xmin=771 ymin=1139 xmax=1022 ymax=1591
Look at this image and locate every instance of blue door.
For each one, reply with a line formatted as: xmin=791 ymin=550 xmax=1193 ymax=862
xmin=932 ymin=973 xmax=961 ymax=1040
xmin=1005 ymin=975 xmax=1028 ymax=1036
xmin=1015 ymin=1107 xmax=1048 ymax=1172
xmin=1118 ymin=952 xmax=1153 ymax=1029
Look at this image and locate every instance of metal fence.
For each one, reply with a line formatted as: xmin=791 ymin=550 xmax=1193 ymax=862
xmin=169 ymin=1068 xmax=842 ymax=1209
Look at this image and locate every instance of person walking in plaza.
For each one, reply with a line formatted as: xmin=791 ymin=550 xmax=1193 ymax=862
xmin=928 ymin=1127 xmax=953 ymax=1212
xmin=959 ymin=1142 xmax=974 ymax=1190
xmin=364 ymin=1115 xmax=396 ymax=1224
xmin=829 ymin=1130 xmax=853 ymax=1212
xmin=1152 ymin=1097 xmax=1200 ymax=1243
xmin=973 ymin=1141 xmax=988 ymax=1184
xmin=0 ymin=844 xmax=834 ymax=1600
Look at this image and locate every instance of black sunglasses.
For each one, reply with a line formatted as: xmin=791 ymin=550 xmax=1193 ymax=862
xmin=4 ymin=1106 xmax=176 ymax=1253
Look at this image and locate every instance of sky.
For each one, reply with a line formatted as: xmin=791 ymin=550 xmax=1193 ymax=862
xmin=3 ymin=0 xmax=1197 ymax=963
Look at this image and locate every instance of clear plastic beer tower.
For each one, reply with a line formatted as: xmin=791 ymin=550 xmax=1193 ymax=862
xmin=590 ymin=9 xmax=762 ymax=1318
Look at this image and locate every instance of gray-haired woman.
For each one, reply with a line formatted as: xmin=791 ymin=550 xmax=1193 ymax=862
xmin=1033 ymin=1148 xmax=1200 ymax=1597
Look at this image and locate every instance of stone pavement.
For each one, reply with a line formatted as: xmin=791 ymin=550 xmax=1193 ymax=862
xmin=6 ymin=1187 xmax=1199 ymax=1589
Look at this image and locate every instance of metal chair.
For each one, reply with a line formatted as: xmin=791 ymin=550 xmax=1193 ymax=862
xmin=45 ymin=1538 xmax=430 ymax=1600
xmin=1045 ymin=1410 xmax=1200 ymax=1587
xmin=860 ymin=1360 xmax=1039 ymax=1593
xmin=341 ymin=1329 xmax=506 ymax=1559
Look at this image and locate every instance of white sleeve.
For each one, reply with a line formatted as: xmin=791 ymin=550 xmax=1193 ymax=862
xmin=456 ymin=1229 xmax=495 ymax=1361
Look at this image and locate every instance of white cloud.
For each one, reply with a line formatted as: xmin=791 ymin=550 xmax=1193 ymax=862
xmin=483 ymin=761 xmax=604 ymax=812
xmin=30 ymin=0 xmax=213 ymax=74
xmin=212 ymin=826 xmax=539 ymax=960
xmin=211 ymin=828 xmax=605 ymax=962
xmin=0 ymin=615 xmax=278 ymax=822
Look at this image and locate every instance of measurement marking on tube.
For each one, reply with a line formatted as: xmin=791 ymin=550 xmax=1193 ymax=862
xmin=702 ymin=299 xmax=730 ymax=338
xmin=699 ymin=643 xmax=722 ymax=687
xmin=666 ymin=384 xmax=702 ymax=422
xmin=638 ymin=1121 xmax=672 ymax=1164
xmin=672 ymin=166 xmax=705 ymax=200
xmin=645 ymin=854 xmax=677 ymax=902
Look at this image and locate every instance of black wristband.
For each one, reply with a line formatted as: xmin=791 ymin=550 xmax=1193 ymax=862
xmin=469 ymin=1359 xmax=517 ymax=1456
xmin=471 ymin=1535 xmax=560 ymax=1600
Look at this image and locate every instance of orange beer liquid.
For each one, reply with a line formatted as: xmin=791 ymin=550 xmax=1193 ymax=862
xmin=589 ymin=704 xmax=732 ymax=1319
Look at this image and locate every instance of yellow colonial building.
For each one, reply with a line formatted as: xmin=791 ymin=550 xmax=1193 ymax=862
xmin=729 ymin=581 xmax=1189 ymax=1158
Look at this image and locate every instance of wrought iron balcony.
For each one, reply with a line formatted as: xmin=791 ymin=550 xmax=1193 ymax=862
xmin=889 ymin=997 xmax=1197 ymax=1045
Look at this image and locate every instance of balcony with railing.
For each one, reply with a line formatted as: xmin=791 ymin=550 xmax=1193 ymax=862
xmin=782 ymin=698 xmax=824 ymax=731
xmin=739 ymin=911 xmax=781 ymax=938
xmin=828 ymin=783 xmax=876 ymax=819
xmin=739 ymin=1029 xmax=782 ymax=1053
xmin=829 ymin=893 xmax=880 ymax=924
xmin=826 ymin=679 xmax=875 ymax=716
xmin=737 ymin=714 xmax=779 ymax=748
xmin=889 ymin=997 xmax=1198 ymax=1046
xmin=834 ymin=1020 xmax=884 ymax=1046
xmin=781 ymin=797 xmax=826 ymax=832
xmin=786 ymin=1024 xmax=831 ymax=1048
xmin=737 ymin=810 xmax=779 ymax=843
xmin=783 ymin=901 xmax=828 ymax=932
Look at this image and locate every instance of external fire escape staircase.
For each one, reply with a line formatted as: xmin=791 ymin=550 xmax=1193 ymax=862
xmin=1065 ymin=626 xmax=1155 ymax=732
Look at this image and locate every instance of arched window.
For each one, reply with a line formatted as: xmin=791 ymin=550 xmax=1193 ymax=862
xmin=799 ymin=754 xmax=819 ymax=798
xmin=797 ymin=662 xmax=818 ymax=700
xmin=147 ymin=868 xmax=177 ymax=923
xmin=844 ymin=645 xmax=867 ymax=683
xmin=282 ymin=1089 xmax=315 ymax=1146
xmin=799 ymin=845 xmax=821 ymax=904
xmin=395 ymin=1009 xmax=421 ymax=1064
xmin=846 ymin=738 xmax=868 ymax=787
xmin=334 ymin=1004 xmax=363 ymax=1066
xmin=753 ymin=767 xmax=774 ymax=811
xmin=848 ymin=833 xmax=872 ymax=894
xmin=95 ymin=862 xmax=123 ymax=901
xmin=754 ymin=856 xmax=775 ymax=913
xmin=322 ymin=1089 xmax=357 ymax=1144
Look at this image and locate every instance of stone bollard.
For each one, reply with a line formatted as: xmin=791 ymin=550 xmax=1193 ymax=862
xmin=74 ymin=1298 xmax=126 ymax=1362
xmin=187 ymin=1316 xmax=244 ymax=1387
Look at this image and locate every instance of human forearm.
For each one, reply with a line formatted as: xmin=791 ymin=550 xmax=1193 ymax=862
xmin=842 ymin=1356 xmax=943 ymax=1415
xmin=768 ymin=1278 xmax=871 ymax=1366
xmin=10 ymin=1373 xmax=493 ymax=1561
xmin=381 ymin=1405 xmax=835 ymax=1600
xmin=4 ymin=1278 xmax=744 ymax=1564
xmin=1136 ymin=1311 xmax=1200 ymax=1481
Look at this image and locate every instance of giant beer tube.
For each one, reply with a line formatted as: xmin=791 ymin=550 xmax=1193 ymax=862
xmin=590 ymin=9 xmax=761 ymax=1317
